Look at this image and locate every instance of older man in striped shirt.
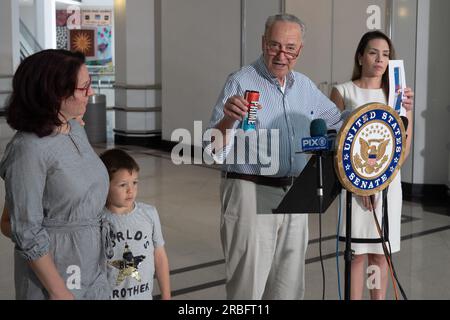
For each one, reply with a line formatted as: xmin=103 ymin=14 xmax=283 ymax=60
xmin=205 ymin=14 xmax=342 ymax=300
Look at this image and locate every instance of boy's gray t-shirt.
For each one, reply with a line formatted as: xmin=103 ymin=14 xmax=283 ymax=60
xmin=103 ymin=202 xmax=165 ymax=300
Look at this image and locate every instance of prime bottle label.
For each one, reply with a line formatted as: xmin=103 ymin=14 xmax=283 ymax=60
xmin=242 ymin=90 xmax=260 ymax=131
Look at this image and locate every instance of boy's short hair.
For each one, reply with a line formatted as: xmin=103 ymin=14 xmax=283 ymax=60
xmin=99 ymin=148 xmax=140 ymax=180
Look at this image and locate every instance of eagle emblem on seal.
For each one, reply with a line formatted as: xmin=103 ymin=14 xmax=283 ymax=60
xmin=353 ymin=138 xmax=390 ymax=174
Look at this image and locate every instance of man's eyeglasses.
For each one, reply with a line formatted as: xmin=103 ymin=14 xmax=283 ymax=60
xmin=265 ymin=41 xmax=300 ymax=60
xmin=75 ymin=77 xmax=92 ymax=97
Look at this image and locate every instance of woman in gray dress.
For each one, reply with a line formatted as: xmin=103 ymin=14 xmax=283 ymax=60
xmin=0 ymin=49 xmax=110 ymax=300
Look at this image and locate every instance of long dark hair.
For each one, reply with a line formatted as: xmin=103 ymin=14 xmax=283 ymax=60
xmin=351 ymin=31 xmax=396 ymax=96
xmin=6 ymin=49 xmax=86 ymax=137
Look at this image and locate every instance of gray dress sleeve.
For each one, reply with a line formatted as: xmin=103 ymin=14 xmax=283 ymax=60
xmin=0 ymin=135 xmax=50 ymax=261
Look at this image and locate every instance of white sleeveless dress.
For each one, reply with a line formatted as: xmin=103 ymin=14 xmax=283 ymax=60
xmin=334 ymin=81 xmax=402 ymax=255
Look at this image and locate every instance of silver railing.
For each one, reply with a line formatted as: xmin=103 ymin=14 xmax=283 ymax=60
xmin=19 ymin=19 xmax=42 ymax=60
xmin=88 ymin=66 xmax=115 ymax=95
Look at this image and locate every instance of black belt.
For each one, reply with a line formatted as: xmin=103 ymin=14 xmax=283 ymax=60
xmin=221 ymin=171 xmax=295 ymax=188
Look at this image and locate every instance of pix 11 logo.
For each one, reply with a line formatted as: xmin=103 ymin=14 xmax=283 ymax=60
xmin=301 ymin=136 xmax=328 ymax=152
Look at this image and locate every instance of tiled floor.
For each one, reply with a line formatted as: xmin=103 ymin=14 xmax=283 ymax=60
xmin=0 ymin=141 xmax=449 ymax=300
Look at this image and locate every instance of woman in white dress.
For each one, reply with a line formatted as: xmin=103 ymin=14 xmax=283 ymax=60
xmin=330 ymin=31 xmax=414 ymax=300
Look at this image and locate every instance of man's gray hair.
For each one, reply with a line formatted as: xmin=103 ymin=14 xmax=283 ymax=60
xmin=264 ymin=14 xmax=306 ymax=37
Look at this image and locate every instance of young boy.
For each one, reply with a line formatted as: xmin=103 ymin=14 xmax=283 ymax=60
xmin=100 ymin=148 xmax=171 ymax=300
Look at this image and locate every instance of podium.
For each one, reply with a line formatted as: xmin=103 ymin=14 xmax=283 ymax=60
xmin=273 ymin=103 xmax=407 ymax=300
xmin=273 ymin=153 xmax=341 ymax=214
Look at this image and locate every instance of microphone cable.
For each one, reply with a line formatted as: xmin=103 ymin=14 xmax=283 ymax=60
xmin=319 ymin=208 xmax=326 ymax=300
xmin=386 ymin=236 xmax=408 ymax=299
xmin=372 ymin=202 xmax=399 ymax=300
xmin=336 ymin=193 xmax=343 ymax=300
xmin=369 ymin=196 xmax=407 ymax=300
xmin=383 ymin=198 xmax=408 ymax=300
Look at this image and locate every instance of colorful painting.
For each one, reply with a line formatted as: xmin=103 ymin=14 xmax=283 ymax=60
xmin=59 ymin=9 xmax=113 ymax=66
xmin=69 ymin=29 xmax=96 ymax=57
xmin=95 ymin=26 xmax=113 ymax=64
xmin=82 ymin=10 xmax=112 ymax=27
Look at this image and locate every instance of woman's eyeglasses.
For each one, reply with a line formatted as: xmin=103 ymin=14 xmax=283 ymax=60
xmin=75 ymin=77 xmax=92 ymax=97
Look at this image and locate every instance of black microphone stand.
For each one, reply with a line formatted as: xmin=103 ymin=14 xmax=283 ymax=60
xmin=317 ymin=153 xmax=324 ymax=211
xmin=316 ymin=151 xmax=325 ymax=300
xmin=276 ymin=146 xmax=343 ymax=300
xmin=344 ymin=190 xmax=353 ymax=300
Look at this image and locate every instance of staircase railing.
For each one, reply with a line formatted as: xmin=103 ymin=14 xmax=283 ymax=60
xmin=19 ymin=19 xmax=42 ymax=60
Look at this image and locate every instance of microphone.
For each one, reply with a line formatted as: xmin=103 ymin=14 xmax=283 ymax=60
xmin=309 ymin=120 xmax=327 ymax=215
xmin=301 ymin=119 xmax=329 ymax=153
xmin=331 ymin=109 xmax=352 ymax=127
xmin=327 ymin=129 xmax=337 ymax=151
xmin=310 ymin=119 xmax=327 ymax=137
xmin=400 ymin=116 xmax=409 ymax=131
xmin=400 ymin=115 xmax=409 ymax=140
xmin=340 ymin=110 xmax=352 ymax=123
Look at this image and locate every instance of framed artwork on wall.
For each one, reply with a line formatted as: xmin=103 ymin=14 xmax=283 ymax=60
xmin=69 ymin=29 xmax=96 ymax=57
xmin=82 ymin=10 xmax=112 ymax=27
